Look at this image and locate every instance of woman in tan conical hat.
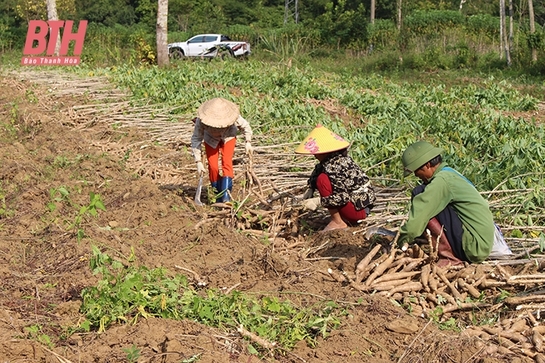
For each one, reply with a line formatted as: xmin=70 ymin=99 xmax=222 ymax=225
xmin=295 ymin=124 xmax=376 ymax=232
xmin=191 ymin=98 xmax=253 ymax=204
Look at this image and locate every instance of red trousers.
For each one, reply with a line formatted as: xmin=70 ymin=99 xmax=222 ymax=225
xmin=204 ymin=138 xmax=236 ymax=183
xmin=316 ymin=173 xmax=367 ymax=224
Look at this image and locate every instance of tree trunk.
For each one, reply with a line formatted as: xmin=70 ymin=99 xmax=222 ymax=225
xmin=459 ymin=0 xmax=466 ymax=11
xmin=156 ymin=0 xmax=169 ymax=67
xmin=499 ymin=0 xmax=504 ymax=58
xmin=397 ymin=0 xmax=402 ymax=31
xmin=507 ymin=0 xmax=513 ymax=66
xmin=46 ymin=0 xmax=61 ymax=56
xmin=528 ymin=0 xmax=537 ymax=62
xmin=499 ymin=0 xmax=511 ymax=65
xmin=369 ymin=0 xmax=376 ymax=53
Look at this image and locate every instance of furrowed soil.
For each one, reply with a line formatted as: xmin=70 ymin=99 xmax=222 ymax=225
xmin=0 ymin=70 xmax=533 ymax=363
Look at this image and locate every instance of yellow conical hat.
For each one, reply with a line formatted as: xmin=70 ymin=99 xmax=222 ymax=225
xmin=295 ymin=124 xmax=350 ymax=155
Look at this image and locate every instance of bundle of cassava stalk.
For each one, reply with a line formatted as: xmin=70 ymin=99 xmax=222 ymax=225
xmin=325 ymin=233 xmax=545 ymax=359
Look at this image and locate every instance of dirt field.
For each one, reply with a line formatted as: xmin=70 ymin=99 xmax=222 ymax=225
xmin=0 ymin=70 xmax=539 ymax=363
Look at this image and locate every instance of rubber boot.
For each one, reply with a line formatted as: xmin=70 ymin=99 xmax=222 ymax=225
xmin=210 ymin=180 xmax=220 ymax=203
xmin=219 ymin=176 xmax=233 ymax=203
xmin=427 ymin=218 xmax=464 ymax=267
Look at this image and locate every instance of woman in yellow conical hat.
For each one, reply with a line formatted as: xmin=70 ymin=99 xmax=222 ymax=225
xmin=295 ymin=124 xmax=376 ymax=232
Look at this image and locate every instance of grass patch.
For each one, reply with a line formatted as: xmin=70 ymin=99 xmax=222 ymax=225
xmin=80 ymin=246 xmax=346 ymax=353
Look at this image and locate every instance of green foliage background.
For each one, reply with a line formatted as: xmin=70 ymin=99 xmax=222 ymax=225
xmin=1 ymin=0 xmax=545 ymax=72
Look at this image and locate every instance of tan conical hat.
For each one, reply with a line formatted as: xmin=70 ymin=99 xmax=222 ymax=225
xmin=197 ymin=98 xmax=240 ymax=128
xmin=295 ymin=124 xmax=350 ymax=155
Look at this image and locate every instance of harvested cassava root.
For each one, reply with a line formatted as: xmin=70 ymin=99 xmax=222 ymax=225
xmin=237 ymin=324 xmax=277 ymax=349
xmin=335 ymin=242 xmax=545 ymax=358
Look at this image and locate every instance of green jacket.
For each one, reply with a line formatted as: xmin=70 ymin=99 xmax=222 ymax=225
xmin=398 ymin=164 xmax=494 ymax=263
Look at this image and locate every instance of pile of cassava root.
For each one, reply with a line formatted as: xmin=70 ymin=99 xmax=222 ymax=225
xmin=326 ymin=235 xmax=545 ymax=361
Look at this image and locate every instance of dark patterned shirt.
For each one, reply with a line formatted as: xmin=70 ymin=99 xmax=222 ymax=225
xmin=308 ymin=152 xmax=376 ymax=210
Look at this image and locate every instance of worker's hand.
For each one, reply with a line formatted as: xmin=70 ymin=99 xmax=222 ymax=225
xmin=196 ymin=161 xmax=205 ymax=176
xmin=192 ymin=147 xmax=202 ymax=163
xmin=302 ymin=197 xmax=321 ymax=211
xmin=245 ymin=141 xmax=253 ymax=154
xmin=302 ymin=188 xmax=314 ymax=200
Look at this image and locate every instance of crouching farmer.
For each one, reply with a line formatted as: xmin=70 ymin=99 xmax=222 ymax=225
xmin=398 ymin=140 xmax=503 ymax=267
xmin=295 ymin=124 xmax=375 ymax=232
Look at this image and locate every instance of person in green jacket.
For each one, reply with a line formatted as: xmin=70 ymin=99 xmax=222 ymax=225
xmin=398 ymin=141 xmax=495 ymax=267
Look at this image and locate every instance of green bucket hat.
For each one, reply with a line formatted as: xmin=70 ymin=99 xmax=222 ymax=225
xmin=402 ymin=141 xmax=443 ymax=177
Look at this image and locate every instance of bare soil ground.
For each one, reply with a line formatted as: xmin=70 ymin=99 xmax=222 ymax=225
xmin=0 ymin=70 xmax=539 ymax=363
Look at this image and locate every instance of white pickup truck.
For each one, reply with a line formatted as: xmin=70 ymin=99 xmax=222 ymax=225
xmin=168 ymin=34 xmax=251 ymax=59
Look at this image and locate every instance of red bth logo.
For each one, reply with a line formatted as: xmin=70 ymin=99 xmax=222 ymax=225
xmin=21 ymin=20 xmax=88 ymax=66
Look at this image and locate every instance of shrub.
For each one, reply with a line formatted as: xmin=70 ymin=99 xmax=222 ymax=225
xmin=367 ymin=19 xmax=398 ymax=51
xmin=405 ymin=10 xmax=465 ymax=37
xmin=364 ymin=50 xmax=403 ymax=72
xmin=465 ymin=14 xmax=500 ymax=41
xmin=400 ymin=52 xmax=426 ymax=71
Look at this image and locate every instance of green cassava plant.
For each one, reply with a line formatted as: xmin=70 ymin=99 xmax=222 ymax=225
xmin=80 ymin=246 xmax=345 ymax=353
xmin=47 ymin=187 xmax=106 ymax=242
